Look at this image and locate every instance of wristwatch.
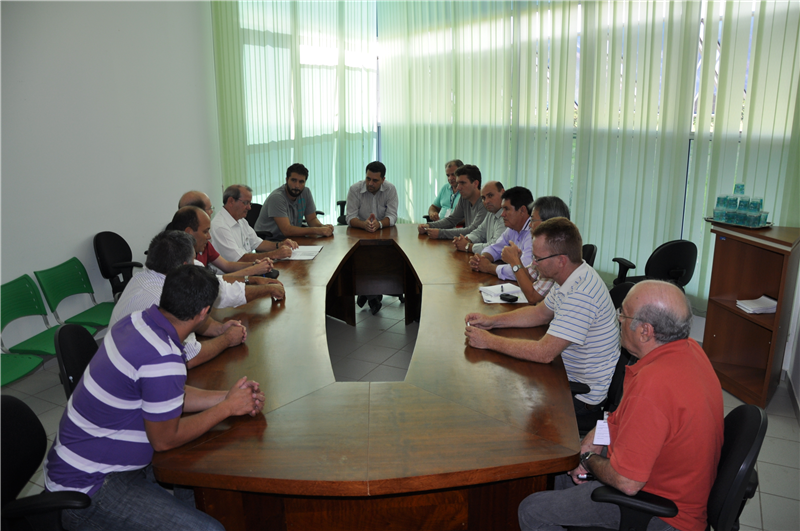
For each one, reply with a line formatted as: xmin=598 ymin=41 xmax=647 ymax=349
xmin=580 ymin=451 xmax=596 ymax=470
xmin=512 ymin=264 xmax=521 ymax=273
xmin=243 ymin=276 xmax=250 ymax=285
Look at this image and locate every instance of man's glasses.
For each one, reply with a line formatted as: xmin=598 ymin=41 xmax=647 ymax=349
xmin=616 ymin=307 xmax=635 ymax=321
xmin=532 ymin=253 xmax=563 ymax=264
xmin=237 ymin=198 xmax=251 ymax=206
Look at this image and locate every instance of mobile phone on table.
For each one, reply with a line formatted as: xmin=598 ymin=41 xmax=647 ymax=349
xmin=499 ymin=293 xmax=518 ymax=303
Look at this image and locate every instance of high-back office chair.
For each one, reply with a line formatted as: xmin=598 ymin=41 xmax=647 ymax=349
xmin=93 ymin=231 xmax=143 ymax=301
xmin=336 ymin=201 xmax=348 ymax=225
xmin=34 ymin=258 xmax=114 ymax=332
xmin=54 ymin=324 xmax=99 ymax=399
xmin=582 ymin=244 xmax=598 ymax=267
xmin=1 ymin=395 xmax=91 ymax=530
xmin=612 ymin=240 xmax=697 ymax=289
xmin=571 ymin=404 xmax=767 ymax=531
xmin=246 ymin=202 xmax=273 ymax=240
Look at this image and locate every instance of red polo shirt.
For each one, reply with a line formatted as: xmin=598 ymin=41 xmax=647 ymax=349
xmin=196 ymin=241 xmax=221 ymax=267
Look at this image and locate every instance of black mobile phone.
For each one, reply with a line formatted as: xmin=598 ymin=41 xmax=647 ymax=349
xmin=499 ymin=293 xmax=518 ymax=303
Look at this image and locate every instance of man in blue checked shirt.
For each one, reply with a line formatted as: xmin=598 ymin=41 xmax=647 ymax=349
xmin=464 ymin=218 xmax=619 ymax=430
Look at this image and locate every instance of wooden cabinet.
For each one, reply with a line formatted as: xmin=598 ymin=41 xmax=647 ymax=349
xmin=703 ymin=224 xmax=800 ymax=408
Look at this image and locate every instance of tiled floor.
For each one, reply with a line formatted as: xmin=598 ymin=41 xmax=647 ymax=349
xmin=4 ymin=301 xmax=799 ymax=530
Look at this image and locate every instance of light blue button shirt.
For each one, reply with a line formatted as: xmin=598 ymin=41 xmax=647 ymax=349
xmin=482 ymin=218 xmax=532 ymax=281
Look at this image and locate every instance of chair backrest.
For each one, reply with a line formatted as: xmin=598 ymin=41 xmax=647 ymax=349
xmin=707 ymin=404 xmax=768 ymax=531
xmin=582 ymin=244 xmax=598 ymax=267
xmin=54 ymin=324 xmax=99 ymax=399
xmin=34 ymin=258 xmax=95 ymax=313
xmin=644 ymin=240 xmax=698 ymax=288
xmin=1 ymin=275 xmax=49 ymax=334
xmin=609 ymin=282 xmax=635 ymax=311
xmin=246 ymin=202 xmax=262 ymax=229
xmin=93 ymin=231 xmax=137 ymax=298
xmin=1 ymin=396 xmax=47 ymax=506
xmin=337 ymin=200 xmax=348 ymax=225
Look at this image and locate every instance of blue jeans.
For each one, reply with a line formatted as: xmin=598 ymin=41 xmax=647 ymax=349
xmin=518 ymin=474 xmax=676 ymax=531
xmin=62 ymin=465 xmax=223 ymax=531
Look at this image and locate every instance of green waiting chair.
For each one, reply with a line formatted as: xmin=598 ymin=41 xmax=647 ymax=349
xmin=1 ymin=274 xmax=92 ymax=386
xmin=34 ymin=258 xmax=114 ymax=332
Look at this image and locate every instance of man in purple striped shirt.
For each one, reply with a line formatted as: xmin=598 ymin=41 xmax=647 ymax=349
xmin=45 ymin=265 xmax=265 ymax=531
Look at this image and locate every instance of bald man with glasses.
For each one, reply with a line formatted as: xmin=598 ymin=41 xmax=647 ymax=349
xmin=464 ymin=217 xmax=619 ymax=420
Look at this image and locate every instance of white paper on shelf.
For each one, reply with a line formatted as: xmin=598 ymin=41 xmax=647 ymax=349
xmin=478 ymin=283 xmax=528 ymax=304
xmin=735 ymin=295 xmax=777 ymax=314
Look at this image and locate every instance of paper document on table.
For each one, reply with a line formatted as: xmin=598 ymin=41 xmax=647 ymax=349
xmin=478 ymin=283 xmax=528 ymax=304
xmin=284 ymin=246 xmax=323 ymax=261
xmin=593 ymin=420 xmax=610 ymax=446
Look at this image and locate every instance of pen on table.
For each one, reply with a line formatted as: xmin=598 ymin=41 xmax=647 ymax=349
xmin=501 ymin=285 xmax=504 ymax=293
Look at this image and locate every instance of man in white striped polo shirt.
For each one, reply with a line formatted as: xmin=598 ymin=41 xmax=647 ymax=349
xmin=45 ymin=265 xmax=265 ymax=531
xmin=464 ymin=217 xmax=620 ymax=432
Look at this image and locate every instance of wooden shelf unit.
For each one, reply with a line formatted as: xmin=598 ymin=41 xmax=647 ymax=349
xmin=703 ymin=224 xmax=800 ymax=408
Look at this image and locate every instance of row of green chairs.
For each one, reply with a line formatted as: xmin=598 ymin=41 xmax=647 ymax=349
xmin=1 ymin=257 xmax=114 ymax=386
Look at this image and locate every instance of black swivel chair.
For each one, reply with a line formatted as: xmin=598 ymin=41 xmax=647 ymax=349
xmin=612 ymin=240 xmax=697 ymax=289
xmin=245 ymin=202 xmax=273 ymax=240
xmin=93 ymin=231 xmax=143 ymax=301
xmin=572 ymin=404 xmax=767 ymax=531
xmin=54 ymin=324 xmax=99 ymax=399
xmin=582 ymin=244 xmax=598 ymax=267
xmin=1 ymin=396 xmax=91 ymax=531
xmin=336 ymin=201 xmax=348 ymax=225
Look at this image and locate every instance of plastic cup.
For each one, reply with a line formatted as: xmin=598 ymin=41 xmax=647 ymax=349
xmin=726 ymin=196 xmax=739 ymax=210
xmin=737 ymin=196 xmax=750 ymax=211
xmin=759 ymin=211 xmax=769 ymax=226
xmin=734 ymin=183 xmax=745 ymax=195
xmin=747 ymin=212 xmax=760 ymax=228
xmin=749 ymin=197 xmax=763 ymax=212
xmin=716 ymin=195 xmax=728 ymax=208
xmin=713 ymin=207 xmax=726 ymax=221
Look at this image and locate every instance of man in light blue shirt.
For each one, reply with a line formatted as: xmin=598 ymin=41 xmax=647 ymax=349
xmin=469 ymin=186 xmax=534 ymax=281
xmin=427 ymin=159 xmax=463 ymax=221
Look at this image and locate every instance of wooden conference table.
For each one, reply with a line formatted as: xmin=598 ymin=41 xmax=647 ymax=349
xmin=152 ymin=224 xmax=580 ymax=531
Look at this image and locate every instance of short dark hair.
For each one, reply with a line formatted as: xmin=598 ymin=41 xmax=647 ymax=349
xmin=222 ymin=184 xmax=252 ymax=205
xmin=532 ymin=196 xmax=571 ymax=221
xmin=286 ymin=163 xmax=309 ymax=180
xmin=159 ymin=265 xmax=219 ymax=321
xmin=500 ymin=186 xmax=533 ymax=213
xmin=455 ymin=164 xmax=481 ymax=187
xmin=445 ymin=159 xmax=464 ymax=169
xmin=365 ymin=161 xmax=386 ymax=179
xmin=144 ymin=231 xmax=196 ymax=275
xmin=531 ymin=217 xmax=583 ymax=264
xmin=166 ymin=206 xmax=203 ymax=232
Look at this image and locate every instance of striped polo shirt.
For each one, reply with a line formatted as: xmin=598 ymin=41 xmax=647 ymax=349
xmin=44 ymin=305 xmax=187 ymax=496
xmin=544 ymin=261 xmax=620 ymax=405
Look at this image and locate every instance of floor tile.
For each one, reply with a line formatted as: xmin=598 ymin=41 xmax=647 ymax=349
xmin=357 ymin=316 xmax=401 ymax=331
xmin=331 ymin=358 xmax=378 ymax=381
xmin=19 ymin=394 xmax=61 ymax=416
xmin=18 ymin=482 xmax=43 ymax=498
xmin=327 ymin=337 xmax=360 ymax=358
xmin=739 ymin=525 xmax=761 ymax=531
xmin=375 ymin=305 xmax=406 ymax=320
xmin=371 ymin=331 xmax=413 ymax=351
xmin=359 ymin=365 xmax=407 ymax=382
xmin=764 ymin=414 xmax=800 ymax=442
xmin=34 ymin=383 xmax=69 ymax=407
xmin=38 ymin=406 xmax=66 ymax=437
xmin=758 ymin=437 xmax=799 ymax=469
xmin=29 ymin=468 xmax=45 ymax=488
xmin=738 ymin=493 xmax=763 ymax=530
xmin=386 ymin=320 xmax=419 ymax=337
xmin=347 ymin=344 xmax=398 ymax=365
xmin=723 ymin=390 xmax=746 ymax=409
xmin=42 ymin=356 xmax=61 ymax=373
xmin=1 ymin=387 xmax=32 ymax=400
xmin=8 ymin=369 xmax=62 ymax=396
xmin=766 ymin=387 xmax=797 ymax=420
xmin=758 ymin=461 xmax=800 ymax=501
xmin=384 ymin=350 xmax=413 ymax=370
xmin=333 ymin=326 xmax=385 ymax=345
xmin=760 ymin=492 xmax=800 ymax=531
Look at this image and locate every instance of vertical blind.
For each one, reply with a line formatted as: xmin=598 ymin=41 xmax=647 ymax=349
xmin=211 ymin=0 xmax=799 ymax=309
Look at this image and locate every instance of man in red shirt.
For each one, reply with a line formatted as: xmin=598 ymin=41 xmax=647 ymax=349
xmin=519 ymin=280 xmax=724 ymax=531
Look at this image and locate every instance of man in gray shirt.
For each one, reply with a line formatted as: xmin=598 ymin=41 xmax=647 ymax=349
xmin=255 ymin=163 xmax=334 ymax=240
xmin=346 ymin=161 xmax=398 ymax=232
xmin=453 ymin=181 xmax=505 ymax=255
xmin=418 ymin=164 xmax=487 ymax=239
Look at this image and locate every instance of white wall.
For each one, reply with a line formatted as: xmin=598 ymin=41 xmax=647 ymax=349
xmin=1 ymin=1 xmax=222 ymax=345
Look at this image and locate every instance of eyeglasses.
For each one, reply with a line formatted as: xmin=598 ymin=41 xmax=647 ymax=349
xmin=616 ymin=307 xmax=635 ymax=321
xmin=237 ymin=198 xmax=251 ymax=206
xmin=532 ymin=253 xmax=563 ymax=264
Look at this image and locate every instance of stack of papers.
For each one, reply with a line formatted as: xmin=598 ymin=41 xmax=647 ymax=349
xmin=736 ymin=295 xmax=777 ymax=314
xmin=284 ymin=246 xmax=323 ymax=261
xmin=478 ymin=283 xmax=528 ymax=304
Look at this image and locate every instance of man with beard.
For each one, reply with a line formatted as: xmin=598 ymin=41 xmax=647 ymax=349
xmin=255 ymin=163 xmax=334 ymax=240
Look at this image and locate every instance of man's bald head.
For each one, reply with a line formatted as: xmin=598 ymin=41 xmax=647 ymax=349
xmin=624 ymin=280 xmax=693 ymax=346
xmin=179 ymin=191 xmax=213 ymax=217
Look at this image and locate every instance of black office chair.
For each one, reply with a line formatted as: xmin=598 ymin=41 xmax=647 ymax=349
xmin=612 ymin=240 xmax=697 ymax=289
xmin=93 ymin=231 xmax=143 ymax=301
xmin=582 ymin=244 xmax=598 ymax=267
xmin=245 ymin=202 xmax=273 ymax=240
xmin=54 ymin=324 xmax=99 ymax=399
xmin=573 ymin=404 xmax=767 ymax=531
xmin=336 ymin=200 xmax=348 ymax=225
xmin=1 ymin=396 xmax=90 ymax=531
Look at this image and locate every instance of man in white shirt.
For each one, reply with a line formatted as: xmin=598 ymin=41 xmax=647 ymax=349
xmin=210 ymin=184 xmax=299 ymax=262
xmin=345 ymin=161 xmax=398 ymax=232
xmin=109 ymin=231 xmax=247 ymax=368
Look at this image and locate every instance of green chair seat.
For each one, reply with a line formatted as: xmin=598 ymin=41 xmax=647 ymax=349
xmin=1 ymin=354 xmax=43 ymax=386
xmin=64 ymin=302 xmax=114 ymax=330
xmin=7 ymin=325 xmax=97 ymax=357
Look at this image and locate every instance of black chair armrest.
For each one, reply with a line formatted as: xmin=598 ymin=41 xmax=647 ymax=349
xmin=570 ymin=381 xmax=591 ymax=395
xmin=612 ymin=257 xmax=637 ymax=284
xmin=591 ymin=485 xmax=678 ymax=518
xmin=316 ymin=210 xmax=325 ymax=216
xmin=255 ymin=231 xmax=273 ymax=240
xmin=3 ymin=491 xmax=91 ymax=519
xmin=744 ymin=469 xmax=758 ymax=500
xmin=423 ymin=215 xmax=432 ymax=223
xmin=111 ymin=261 xmax=143 ymax=270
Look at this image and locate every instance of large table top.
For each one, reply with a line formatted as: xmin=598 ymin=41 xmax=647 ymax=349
xmin=152 ymin=224 xmax=580 ymax=497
